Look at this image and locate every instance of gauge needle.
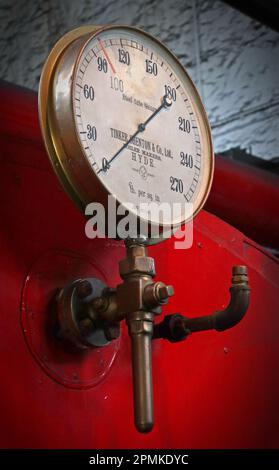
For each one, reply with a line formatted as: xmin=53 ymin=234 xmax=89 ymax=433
xmin=98 ymin=94 xmax=172 ymax=174
xmin=98 ymin=38 xmax=116 ymax=74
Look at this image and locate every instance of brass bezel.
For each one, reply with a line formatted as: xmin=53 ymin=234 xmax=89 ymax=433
xmin=38 ymin=24 xmax=214 ymax=235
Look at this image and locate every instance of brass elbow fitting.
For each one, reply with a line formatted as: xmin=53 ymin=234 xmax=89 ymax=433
xmin=153 ymin=266 xmax=250 ymax=342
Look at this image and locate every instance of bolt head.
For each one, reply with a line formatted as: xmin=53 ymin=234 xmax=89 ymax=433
xmin=79 ymin=317 xmax=93 ymax=335
xmin=156 ymin=284 xmax=174 ymax=303
xmin=76 ymin=280 xmax=92 ymax=299
xmin=104 ymin=323 xmax=120 ymax=341
xmin=92 ymin=297 xmax=106 ymax=310
xmin=166 ymin=285 xmax=174 ymax=297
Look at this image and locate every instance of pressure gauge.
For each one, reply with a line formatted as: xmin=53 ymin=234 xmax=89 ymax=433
xmin=39 ymin=25 xmax=214 ymax=239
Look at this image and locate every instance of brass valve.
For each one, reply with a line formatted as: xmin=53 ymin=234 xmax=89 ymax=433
xmin=56 ymin=239 xmax=174 ymax=432
xmin=56 ymin=243 xmax=250 ymax=433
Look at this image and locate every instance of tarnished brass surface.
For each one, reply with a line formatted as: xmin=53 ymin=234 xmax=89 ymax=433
xmin=127 ymin=311 xmax=154 ymax=433
xmin=56 ymin=250 xmax=250 ymax=432
xmin=56 ymin=240 xmax=174 ymax=432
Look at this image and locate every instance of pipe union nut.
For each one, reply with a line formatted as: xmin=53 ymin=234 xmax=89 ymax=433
xmin=128 ymin=319 xmax=153 ymax=335
xmin=119 ymin=256 xmax=156 ymax=277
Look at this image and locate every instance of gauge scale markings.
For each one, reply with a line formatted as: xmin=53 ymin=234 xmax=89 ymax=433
xmin=74 ymin=36 xmax=202 ymax=206
xmin=46 ymin=26 xmax=213 ymax=228
xmin=39 ymin=23 xmax=213 ymax=235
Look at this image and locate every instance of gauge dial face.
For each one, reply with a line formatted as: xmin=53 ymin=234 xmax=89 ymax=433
xmin=72 ymin=26 xmax=213 ymax=226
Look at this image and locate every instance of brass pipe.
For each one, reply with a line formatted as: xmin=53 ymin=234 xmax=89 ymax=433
xmin=127 ymin=311 xmax=154 ymax=433
xmin=57 ymin=240 xmax=173 ymax=433
xmin=186 ymin=287 xmax=250 ymax=333
xmin=56 ymin=247 xmax=248 ymax=433
xmin=153 ymin=265 xmax=250 ymax=342
xmin=213 ymin=266 xmax=250 ymax=331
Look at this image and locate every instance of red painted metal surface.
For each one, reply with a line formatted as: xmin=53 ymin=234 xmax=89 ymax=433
xmin=206 ymin=156 xmax=279 ymax=251
xmin=1 ymin=79 xmax=279 ymax=250
xmin=21 ymin=250 xmax=121 ymax=389
xmin=0 ymin=81 xmax=279 ymax=448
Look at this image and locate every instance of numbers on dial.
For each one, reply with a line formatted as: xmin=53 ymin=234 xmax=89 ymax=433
xmin=170 ymin=176 xmax=184 ymax=193
xmin=83 ymin=84 xmax=94 ymax=101
xmin=87 ymin=125 xmax=97 ymax=141
xmin=102 ymin=157 xmax=110 ymax=172
xmin=97 ymin=57 xmax=108 ymax=73
xmin=145 ymin=59 xmax=158 ymax=76
xmin=164 ymin=85 xmax=176 ymax=102
xmin=178 ymin=117 xmax=191 ymax=133
xmin=75 ymin=34 xmax=204 ymax=219
xmin=110 ymin=76 xmax=124 ymax=92
xmin=118 ymin=49 xmax=130 ymax=65
xmin=180 ymin=151 xmax=193 ymax=168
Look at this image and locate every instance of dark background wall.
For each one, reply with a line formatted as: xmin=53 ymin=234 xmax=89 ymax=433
xmin=1 ymin=0 xmax=278 ymax=160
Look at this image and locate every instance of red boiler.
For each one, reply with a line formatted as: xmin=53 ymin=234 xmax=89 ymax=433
xmin=0 ymin=80 xmax=279 ymax=448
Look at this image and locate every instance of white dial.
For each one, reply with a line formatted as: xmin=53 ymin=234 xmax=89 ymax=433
xmin=39 ymin=25 xmax=213 ymax=233
xmin=72 ymin=26 xmax=213 ymax=226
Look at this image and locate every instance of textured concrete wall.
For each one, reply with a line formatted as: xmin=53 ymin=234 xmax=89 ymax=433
xmin=0 ymin=0 xmax=278 ymax=159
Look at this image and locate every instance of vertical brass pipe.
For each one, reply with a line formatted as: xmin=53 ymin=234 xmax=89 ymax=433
xmin=127 ymin=311 xmax=154 ymax=433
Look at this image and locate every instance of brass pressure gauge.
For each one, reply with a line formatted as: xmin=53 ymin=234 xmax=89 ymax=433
xmin=37 ymin=26 xmax=242 ymax=435
xmin=39 ymin=25 xmax=214 ymax=239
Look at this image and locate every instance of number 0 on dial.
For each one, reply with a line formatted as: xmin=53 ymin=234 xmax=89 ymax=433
xmin=39 ymin=25 xmax=214 ymax=235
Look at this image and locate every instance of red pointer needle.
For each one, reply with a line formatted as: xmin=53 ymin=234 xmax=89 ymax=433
xmin=98 ymin=38 xmax=116 ymax=74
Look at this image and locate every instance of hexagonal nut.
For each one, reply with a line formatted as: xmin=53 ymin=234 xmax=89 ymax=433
xmin=76 ymin=280 xmax=93 ymax=299
xmin=78 ymin=317 xmax=93 ymax=335
xmin=104 ymin=323 xmax=121 ymax=341
xmin=156 ymin=283 xmax=175 ymax=303
xmin=91 ymin=296 xmax=107 ymax=311
xmin=119 ymin=256 xmax=156 ymax=278
xmin=143 ymin=282 xmax=175 ymax=308
xmin=127 ymin=319 xmax=153 ymax=336
xmin=232 ymin=266 xmax=247 ymax=276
